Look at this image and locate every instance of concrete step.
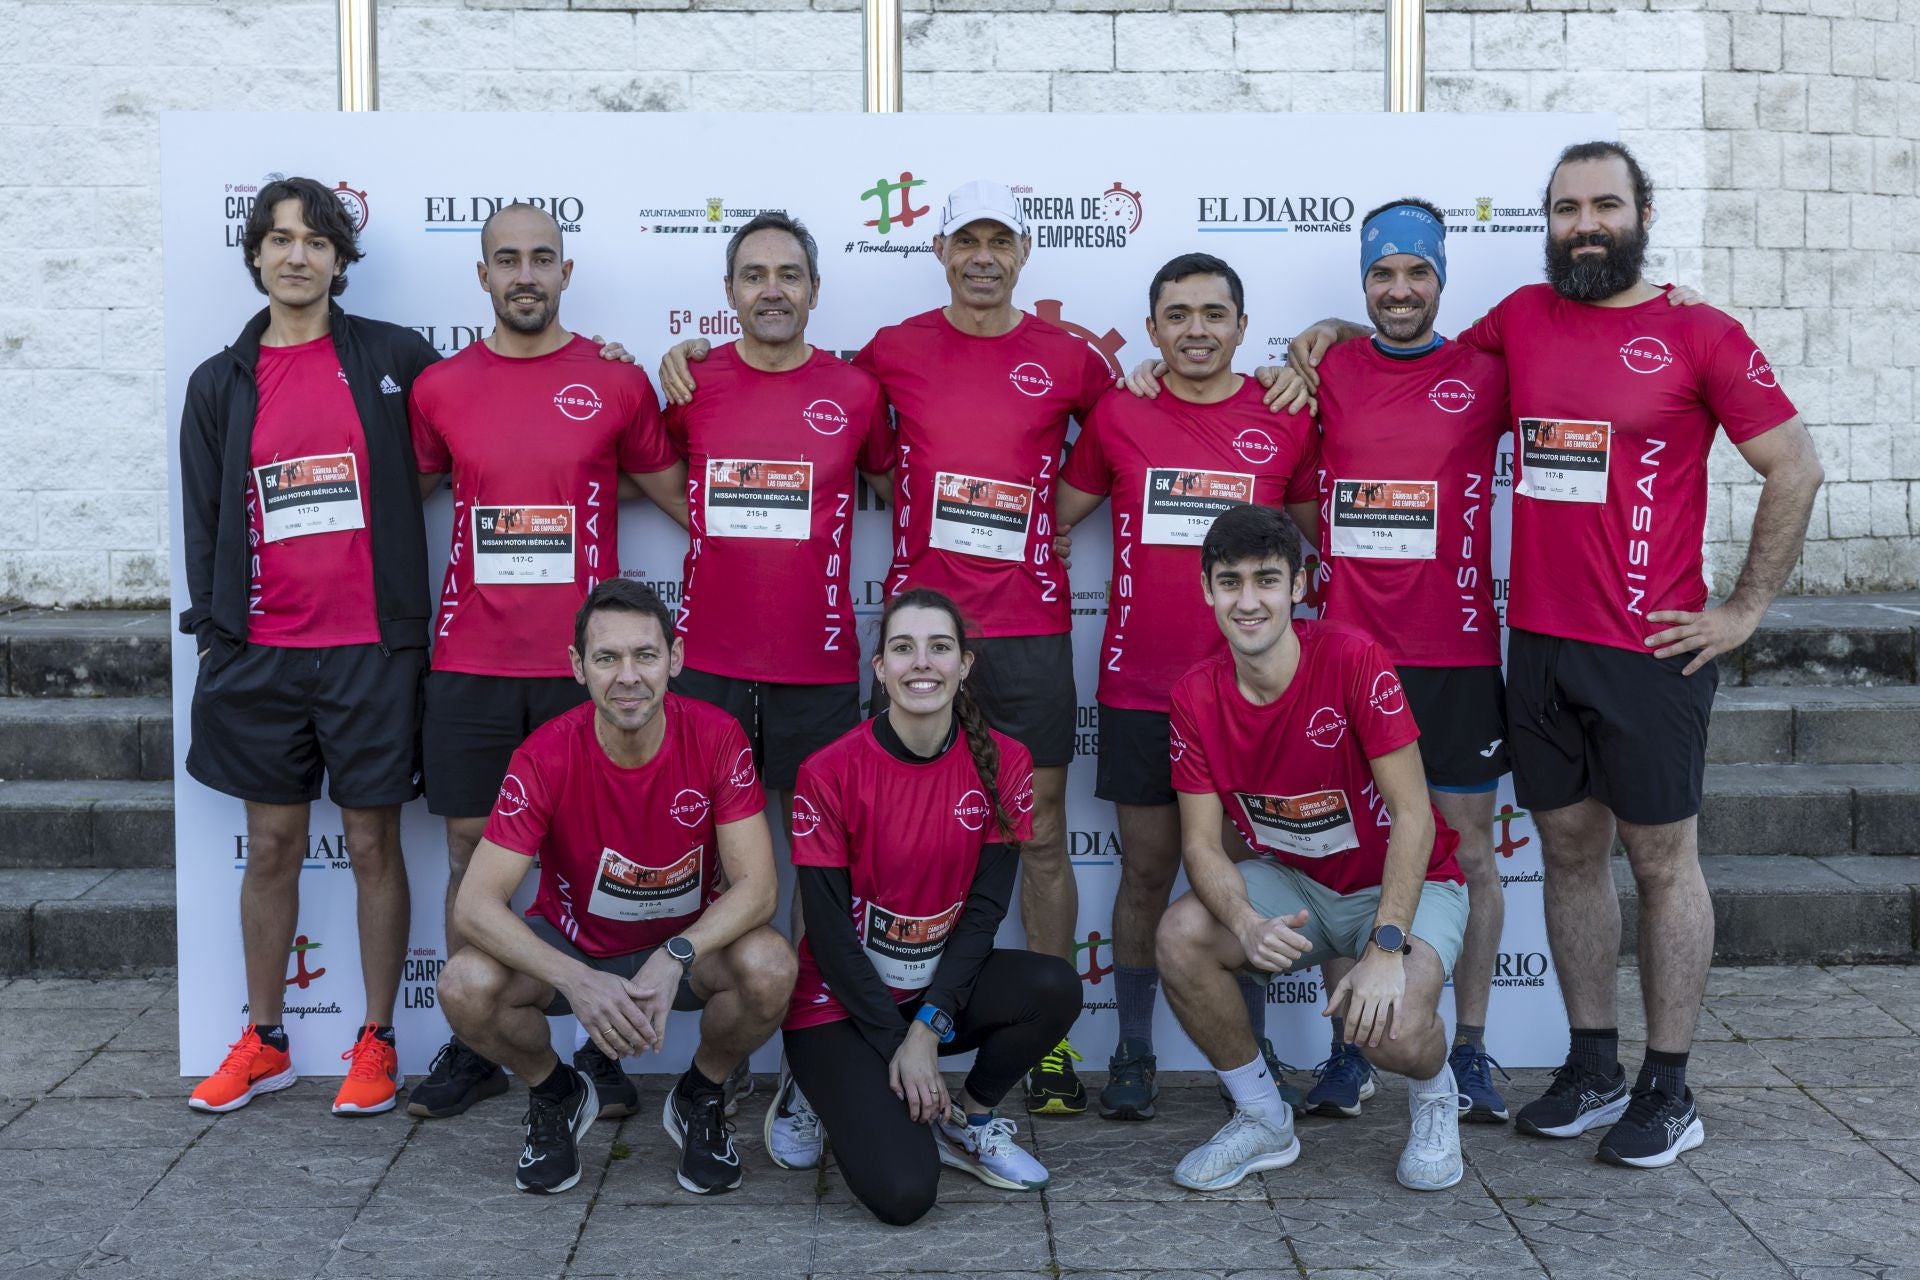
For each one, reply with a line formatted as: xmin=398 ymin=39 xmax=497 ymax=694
xmin=1710 ymin=686 xmax=1920 ymax=765
xmin=0 ymin=607 xmax=170 ymax=698
xmin=1616 ymin=855 xmax=1920 ymax=965
xmin=0 ymin=698 xmax=172 ymax=781
xmin=1721 ymin=592 xmax=1919 ymax=687
xmin=1700 ymin=763 xmax=1920 ymax=855
xmin=0 ymin=868 xmax=174 ymax=974
xmin=0 ymin=781 xmax=174 ymax=869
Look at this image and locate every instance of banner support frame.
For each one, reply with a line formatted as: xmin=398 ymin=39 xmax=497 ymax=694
xmin=864 ymin=0 xmax=903 ymax=112
xmin=339 ymin=0 xmax=379 ymax=112
xmin=1386 ymin=0 xmax=1425 ymax=112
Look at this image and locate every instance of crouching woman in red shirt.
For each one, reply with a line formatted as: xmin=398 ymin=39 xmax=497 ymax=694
xmin=780 ymin=588 xmax=1080 ymax=1224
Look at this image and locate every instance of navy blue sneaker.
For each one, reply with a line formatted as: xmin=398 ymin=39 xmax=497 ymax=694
xmin=1448 ymin=1042 xmax=1511 ymax=1124
xmin=1262 ymin=1039 xmax=1309 ymax=1118
xmin=1305 ymin=1043 xmax=1377 ymax=1118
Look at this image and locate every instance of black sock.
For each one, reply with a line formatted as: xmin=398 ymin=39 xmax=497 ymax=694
xmin=1330 ymin=1017 xmax=1346 ymax=1049
xmin=1636 ymin=1048 xmax=1688 ymax=1098
xmin=253 ymin=1024 xmax=288 ymax=1051
xmin=1569 ymin=1027 xmax=1619 ymax=1077
xmin=1454 ymin=1023 xmax=1486 ymax=1051
xmin=371 ymin=1024 xmax=396 ymax=1046
xmin=529 ymin=1060 xmax=575 ymax=1101
xmin=677 ymin=1063 xmax=724 ymax=1101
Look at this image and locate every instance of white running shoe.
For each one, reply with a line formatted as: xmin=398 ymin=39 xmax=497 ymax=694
xmin=1397 ymin=1067 xmax=1466 ymax=1191
xmin=934 ymin=1108 xmax=1049 ymax=1191
xmin=1173 ymin=1108 xmax=1301 ymax=1192
xmin=762 ymin=1071 xmax=824 ymax=1171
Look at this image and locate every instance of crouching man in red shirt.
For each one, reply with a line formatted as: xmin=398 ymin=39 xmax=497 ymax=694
xmin=437 ymin=579 xmax=796 ymax=1197
xmin=1156 ymin=504 xmax=1470 ymax=1193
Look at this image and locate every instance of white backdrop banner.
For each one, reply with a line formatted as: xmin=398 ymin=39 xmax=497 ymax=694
xmin=166 ymin=110 xmax=1610 ymax=1078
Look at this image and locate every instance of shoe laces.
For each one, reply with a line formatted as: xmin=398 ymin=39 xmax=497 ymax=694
xmin=578 ymin=1044 xmax=625 ymax=1090
xmin=524 ymin=1083 xmax=577 ymax=1147
xmin=1618 ymin=1084 xmax=1676 ymax=1129
xmin=689 ymin=1090 xmax=735 ymax=1145
xmin=210 ymin=1028 xmax=269 ymax=1079
xmin=778 ymin=1080 xmax=822 ymax=1141
xmin=1411 ymin=1086 xmax=1468 ymax=1144
xmin=1259 ymin=1037 xmax=1299 ymax=1076
xmin=1311 ymin=1043 xmax=1375 ymax=1088
xmin=1449 ymin=1044 xmax=1510 ymax=1092
xmin=340 ymin=1029 xmax=394 ymax=1081
xmin=1037 ymin=1040 xmax=1083 ymax=1074
xmin=1215 ymin=1106 xmax=1283 ymax=1149
xmin=963 ymin=1114 xmax=1022 ymax=1159
xmin=1542 ymin=1057 xmax=1613 ymax=1100
xmin=1109 ymin=1048 xmax=1154 ymax=1086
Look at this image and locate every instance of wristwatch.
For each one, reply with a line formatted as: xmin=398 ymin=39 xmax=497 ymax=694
xmin=915 ymin=1003 xmax=956 ymax=1044
xmin=1369 ymin=922 xmax=1412 ymax=956
xmin=664 ymin=935 xmax=696 ymax=969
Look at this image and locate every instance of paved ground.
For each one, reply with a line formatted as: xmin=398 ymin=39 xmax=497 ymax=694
xmin=3 ymin=965 xmax=1918 ymax=1280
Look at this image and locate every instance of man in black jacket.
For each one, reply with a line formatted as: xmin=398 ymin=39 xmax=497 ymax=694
xmin=179 ymin=177 xmax=439 ymax=1118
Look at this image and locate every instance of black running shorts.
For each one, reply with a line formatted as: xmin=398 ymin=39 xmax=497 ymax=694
xmin=1398 ymin=664 xmax=1511 ymax=792
xmin=526 ymin=914 xmax=705 ymax=1016
xmin=873 ymin=632 xmax=1076 ymax=768
xmin=1505 ymin=628 xmax=1718 ymax=826
xmin=186 ymin=642 xmax=425 ymax=808
xmin=671 ymin=667 xmax=859 ymax=792
xmin=422 ymin=671 xmax=588 ymax=818
xmin=1094 ymin=704 xmax=1175 ymax=807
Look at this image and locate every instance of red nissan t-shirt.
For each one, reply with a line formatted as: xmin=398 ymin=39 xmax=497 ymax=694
xmin=1170 ymin=622 xmax=1462 ymax=895
xmin=410 ymin=336 xmax=675 ymax=677
xmin=245 ymin=335 xmax=380 ymax=648
xmin=667 ymin=344 xmax=893 ymax=684
xmin=783 ymin=721 xmax=1035 ymax=1031
xmin=1312 ymin=339 xmax=1509 ymax=668
xmin=483 ymin=695 xmax=763 ymax=958
xmin=853 ymin=310 xmax=1112 ymax=637
xmin=1063 ymin=378 xmax=1318 ymax=711
xmin=1459 ymin=284 xmax=1797 ymax=653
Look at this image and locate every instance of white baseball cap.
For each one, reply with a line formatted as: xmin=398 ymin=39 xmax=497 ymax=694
xmin=939 ymin=179 xmax=1029 ymax=237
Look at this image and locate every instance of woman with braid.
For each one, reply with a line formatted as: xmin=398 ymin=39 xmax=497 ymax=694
xmin=779 ymin=588 xmax=1081 ymax=1225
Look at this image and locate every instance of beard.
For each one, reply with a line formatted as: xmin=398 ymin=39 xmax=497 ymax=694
xmin=495 ymin=291 xmax=555 ymax=334
xmin=1545 ymin=220 xmax=1647 ymax=302
xmin=1366 ymin=292 xmax=1440 ymax=344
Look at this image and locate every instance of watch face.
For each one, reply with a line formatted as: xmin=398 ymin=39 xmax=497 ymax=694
xmin=666 ymin=938 xmax=693 ymax=961
xmin=1375 ymin=924 xmax=1406 ymax=951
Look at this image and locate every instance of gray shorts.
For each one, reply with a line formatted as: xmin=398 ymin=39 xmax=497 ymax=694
xmin=1237 ymin=859 xmax=1469 ymax=977
xmin=525 ymin=914 xmax=706 ymax=1017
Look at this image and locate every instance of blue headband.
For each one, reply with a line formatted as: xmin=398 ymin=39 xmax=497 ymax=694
xmin=1360 ymin=204 xmax=1446 ymax=289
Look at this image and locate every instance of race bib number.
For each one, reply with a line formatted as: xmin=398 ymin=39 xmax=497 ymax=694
xmin=1329 ymin=479 xmax=1439 ymax=560
xmin=586 ymin=845 xmax=702 ymax=922
xmin=472 ymin=505 xmax=575 ymax=584
xmin=862 ymin=900 xmax=964 ymax=990
xmin=1516 ymin=418 xmax=1610 ymax=504
xmin=705 ymin=458 xmax=813 ymax=540
xmin=254 ymin=453 xmax=364 ymax=542
xmin=1236 ymin=789 xmax=1359 ymax=859
xmin=930 ymin=471 xmax=1033 ymax=562
xmin=1143 ymin=468 xmax=1255 ymax=546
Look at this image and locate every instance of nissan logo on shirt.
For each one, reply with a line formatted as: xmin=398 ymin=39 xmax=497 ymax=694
xmin=791 ymin=794 xmax=822 ymax=838
xmin=954 ymin=789 xmax=992 ymax=831
xmin=802 ymin=398 xmax=850 ymax=435
xmin=1231 ymin=428 xmax=1281 ymax=465
xmin=1428 ymin=379 xmax=1475 ymax=413
xmin=1618 ymin=336 xmax=1674 ymax=375
xmin=1368 ymin=671 xmax=1407 ymax=715
xmin=496 ymin=774 xmax=531 ymax=819
xmin=553 ymin=383 xmax=604 ymax=420
xmin=1009 ymin=362 xmax=1054 ymax=397
xmin=668 ymin=788 xmax=711 ymax=827
xmin=1745 ymin=348 xmax=1777 ymax=387
xmin=1306 ymin=705 xmax=1349 ymax=748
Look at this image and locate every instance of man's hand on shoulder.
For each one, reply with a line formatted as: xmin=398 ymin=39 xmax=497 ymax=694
xmin=659 ymin=339 xmax=712 ymax=406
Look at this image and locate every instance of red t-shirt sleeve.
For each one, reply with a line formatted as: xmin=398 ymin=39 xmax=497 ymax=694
xmin=995 ymin=740 xmax=1037 ymax=843
xmin=1282 ymin=409 xmax=1320 ymax=505
xmin=1169 ymin=679 xmax=1212 ymax=794
xmin=481 ymin=746 xmax=551 ymax=857
xmin=616 ymin=371 xmax=676 ymax=473
xmin=408 ymin=382 xmax=451 ymax=474
xmin=710 ymin=715 xmax=764 ymax=825
xmin=1702 ymin=326 xmax=1798 ymax=444
xmin=1061 ymin=402 xmax=1113 ymax=496
xmin=1073 ymin=345 xmax=1115 ymax=420
xmin=663 ymin=399 xmax=692 ymax=460
xmin=854 ymin=383 xmax=895 ymax=476
xmin=1455 ymin=295 xmax=1507 ymax=357
xmin=1347 ymin=637 xmax=1421 ymax=760
xmin=788 ymin=757 xmax=850 ymax=869
xmin=850 ymin=337 xmax=882 ymax=381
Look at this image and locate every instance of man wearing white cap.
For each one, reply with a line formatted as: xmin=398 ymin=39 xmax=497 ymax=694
xmin=659 ymin=181 xmax=1115 ymax=1115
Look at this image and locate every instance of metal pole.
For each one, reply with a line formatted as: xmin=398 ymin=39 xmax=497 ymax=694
xmin=338 ymin=0 xmax=378 ymax=112
xmin=1385 ymin=0 xmax=1425 ymax=112
xmin=864 ymin=0 xmax=902 ymax=112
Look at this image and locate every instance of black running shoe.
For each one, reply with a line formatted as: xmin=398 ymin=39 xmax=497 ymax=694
xmin=572 ymin=1042 xmax=638 ymax=1119
xmin=663 ymin=1085 xmax=743 ymax=1194
xmin=1099 ymin=1038 xmax=1159 ymax=1121
xmin=1514 ymin=1059 xmax=1630 ymax=1139
xmin=515 ymin=1067 xmax=598 ymax=1195
xmin=407 ymin=1038 xmax=509 ymax=1119
xmin=1025 ymin=1039 xmax=1088 ymax=1116
xmin=1596 ymin=1085 xmax=1704 ymax=1168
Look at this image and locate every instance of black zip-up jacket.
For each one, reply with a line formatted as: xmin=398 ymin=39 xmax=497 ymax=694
xmin=177 ymin=303 xmax=441 ymax=663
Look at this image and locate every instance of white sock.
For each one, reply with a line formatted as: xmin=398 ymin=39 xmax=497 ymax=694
xmin=1407 ymin=1063 xmax=1455 ymax=1117
xmin=1217 ymin=1055 xmax=1289 ymax=1128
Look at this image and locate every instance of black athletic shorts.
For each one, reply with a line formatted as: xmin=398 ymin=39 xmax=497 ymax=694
xmin=526 ymin=914 xmax=705 ymax=1017
xmin=1095 ymin=704 xmax=1174 ymax=807
xmin=671 ymin=667 xmax=858 ymax=791
xmin=186 ymin=642 xmax=425 ymax=808
xmin=422 ymin=672 xmax=588 ymax=817
xmin=872 ymin=632 xmax=1076 ymax=768
xmin=1506 ymin=628 xmax=1718 ymax=826
xmin=1398 ymin=664 xmax=1510 ymax=792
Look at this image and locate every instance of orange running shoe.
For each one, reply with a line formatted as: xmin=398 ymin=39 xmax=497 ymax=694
xmin=332 ymin=1023 xmax=401 ymax=1116
xmin=188 ymin=1026 xmax=297 ymax=1113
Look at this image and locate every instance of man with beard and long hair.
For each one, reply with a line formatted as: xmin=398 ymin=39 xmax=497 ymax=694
xmin=405 ymin=202 xmax=691 ymax=1120
xmin=1268 ymin=140 xmax=1824 ymax=1169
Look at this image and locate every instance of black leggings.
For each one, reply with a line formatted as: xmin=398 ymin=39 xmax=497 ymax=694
xmin=783 ymin=948 xmax=1079 ymax=1226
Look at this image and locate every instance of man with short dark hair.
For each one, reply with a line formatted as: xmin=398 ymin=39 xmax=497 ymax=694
xmin=180 ymin=176 xmax=439 ymax=1118
xmin=1157 ymin=504 xmax=1470 ymax=1193
xmin=436 ymin=579 xmax=796 ymax=1196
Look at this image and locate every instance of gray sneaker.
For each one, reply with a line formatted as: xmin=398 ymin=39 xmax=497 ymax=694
xmin=935 ymin=1108 xmax=1049 ymax=1191
xmin=1397 ymin=1067 xmax=1465 ymax=1191
xmin=1172 ymin=1108 xmax=1301 ymax=1192
xmin=762 ymin=1071 xmax=824 ymax=1171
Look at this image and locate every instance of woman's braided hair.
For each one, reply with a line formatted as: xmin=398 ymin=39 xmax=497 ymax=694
xmin=877 ymin=588 xmax=1022 ymax=851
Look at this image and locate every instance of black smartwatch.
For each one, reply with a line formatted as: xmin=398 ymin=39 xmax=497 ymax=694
xmin=664 ymin=935 xmax=696 ymax=968
xmin=1370 ymin=922 xmax=1412 ymax=956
